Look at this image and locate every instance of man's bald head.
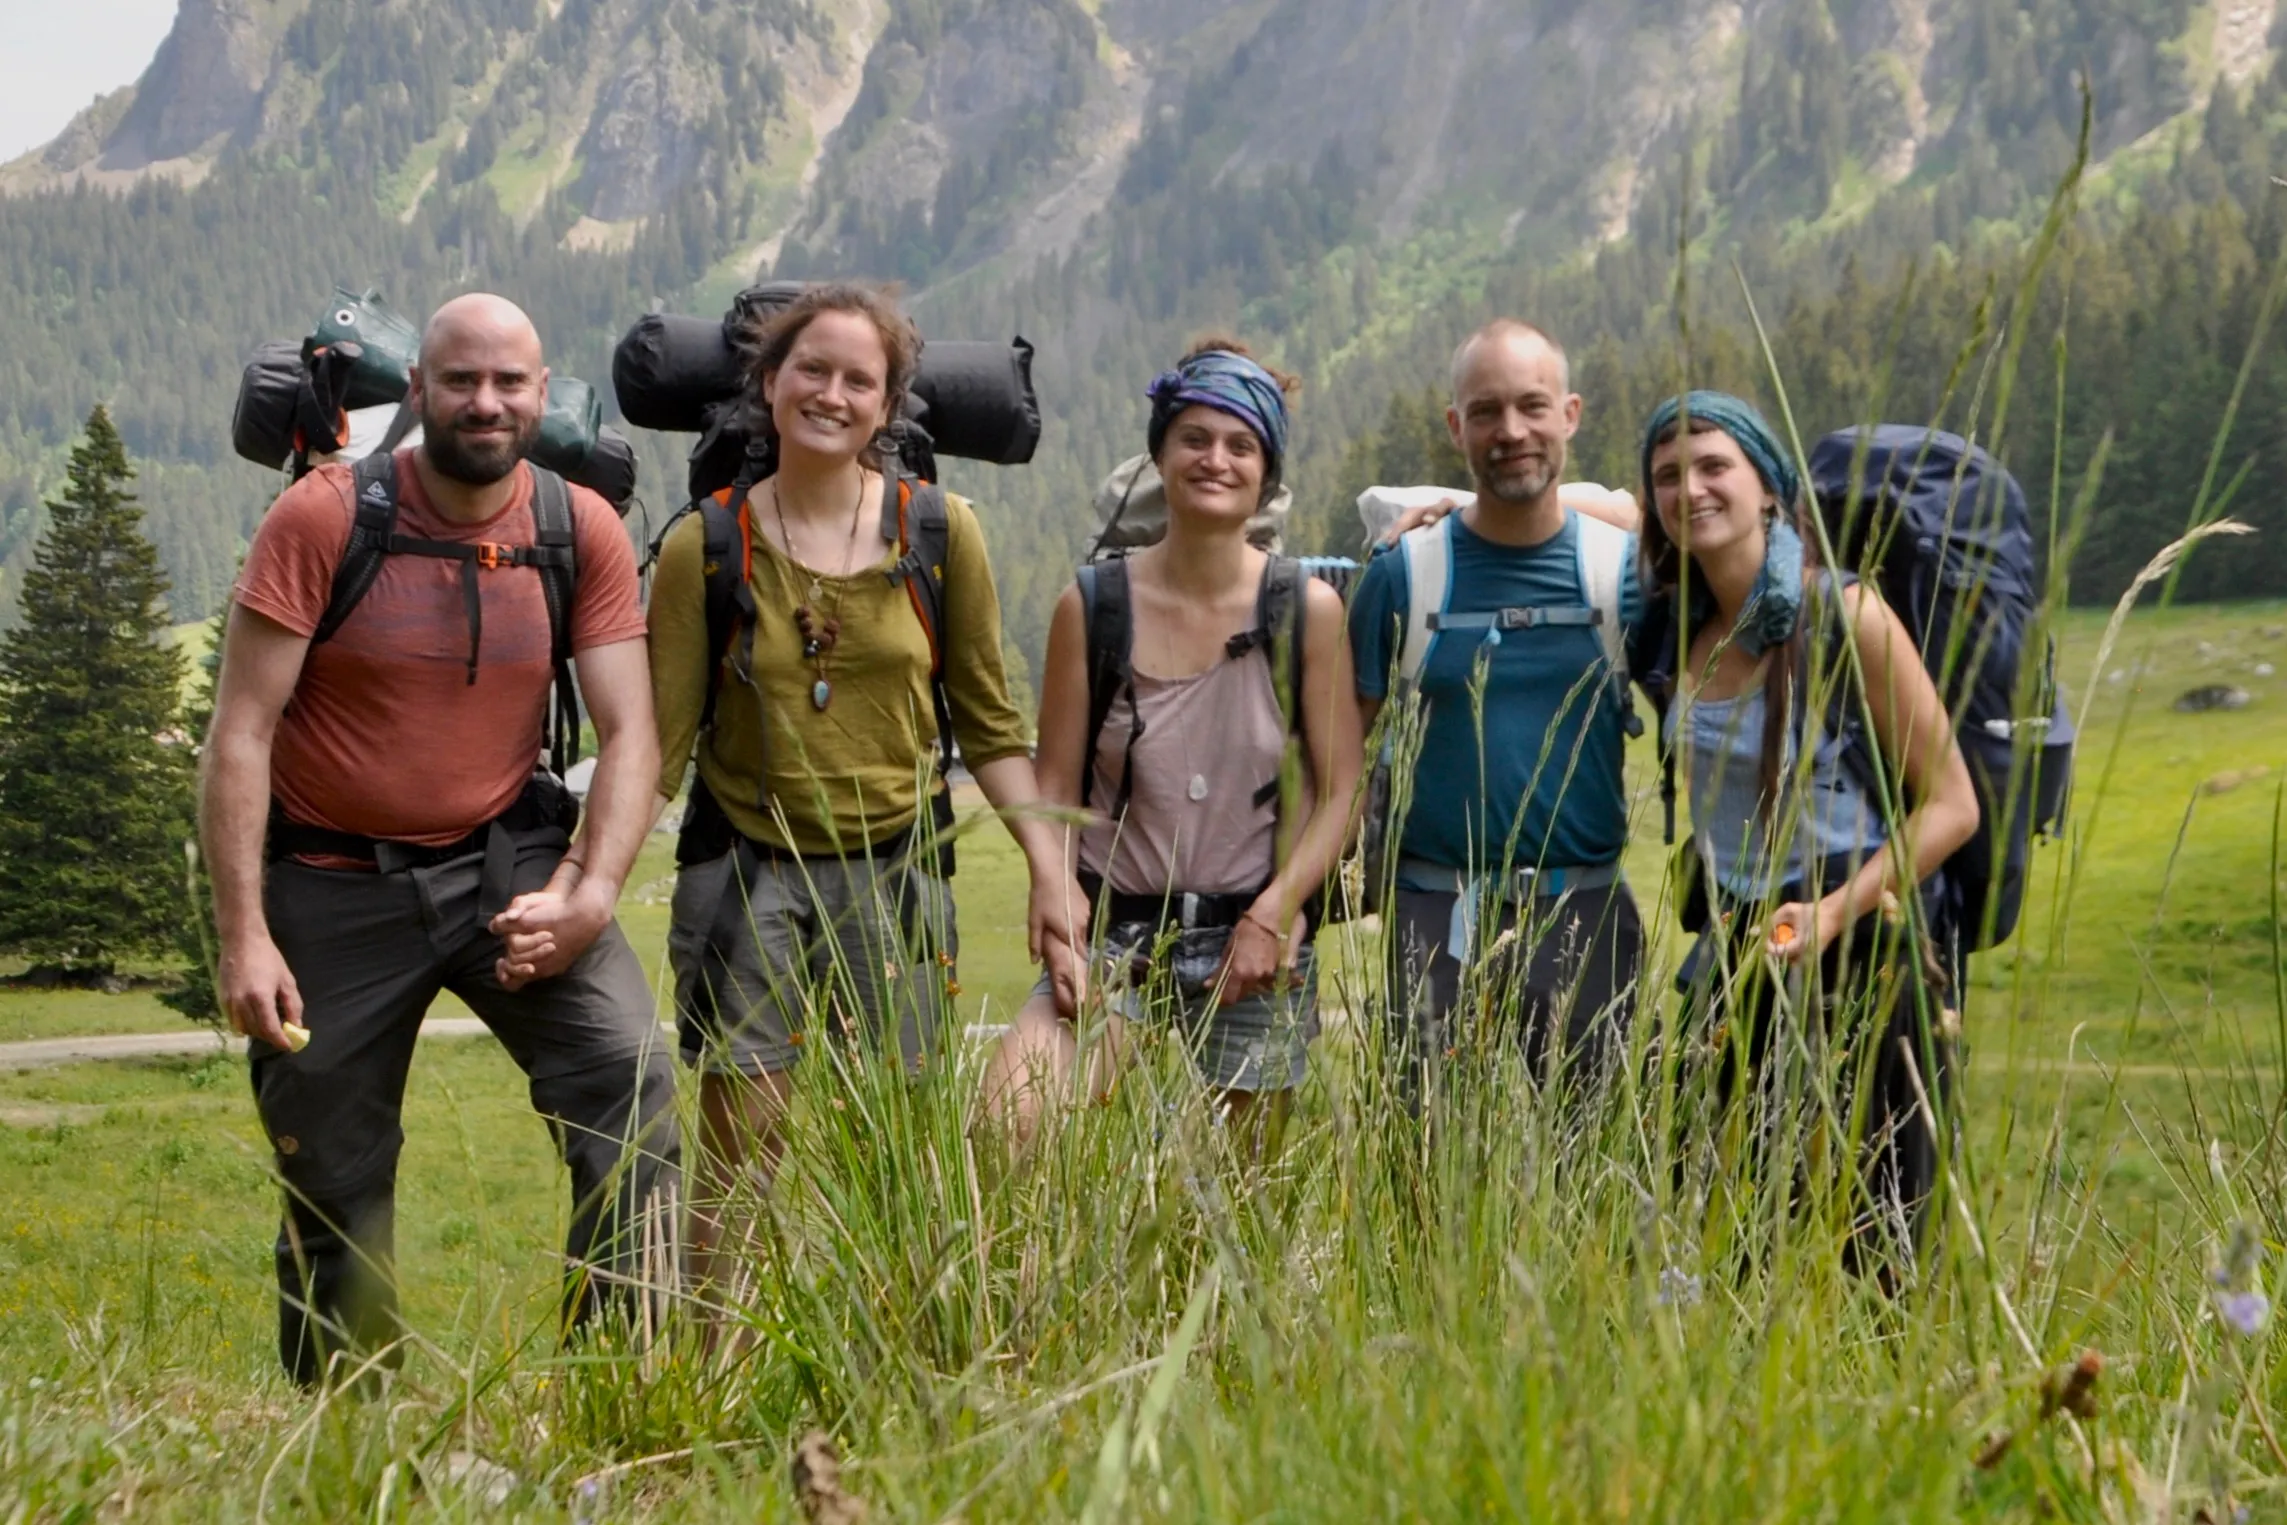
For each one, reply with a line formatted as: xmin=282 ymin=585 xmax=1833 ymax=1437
xmin=410 ymin=293 xmax=548 ymax=488
xmin=1450 ymin=319 xmax=1569 ymax=403
xmin=419 ymin=292 xmax=544 ymax=370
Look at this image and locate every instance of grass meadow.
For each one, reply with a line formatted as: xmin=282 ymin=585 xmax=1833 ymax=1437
xmin=2 ymin=598 xmax=2284 ymax=1521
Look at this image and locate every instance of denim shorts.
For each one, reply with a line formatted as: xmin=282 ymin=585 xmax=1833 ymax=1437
xmin=1032 ymin=921 xmax=1319 ymax=1092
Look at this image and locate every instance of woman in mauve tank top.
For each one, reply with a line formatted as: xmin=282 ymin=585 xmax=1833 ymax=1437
xmin=984 ymin=340 xmax=1363 ymax=1157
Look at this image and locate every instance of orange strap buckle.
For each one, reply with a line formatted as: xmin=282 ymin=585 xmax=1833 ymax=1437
xmin=475 ymin=542 xmax=514 ymax=570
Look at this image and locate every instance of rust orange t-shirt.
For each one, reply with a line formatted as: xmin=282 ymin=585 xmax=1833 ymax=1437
xmin=235 ymin=451 xmax=646 ymax=846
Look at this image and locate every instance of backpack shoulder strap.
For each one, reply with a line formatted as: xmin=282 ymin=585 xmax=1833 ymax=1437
xmin=1394 ymin=515 xmax=1453 ymax=688
xmin=1077 ymin=558 xmax=1136 ymax=812
xmin=1573 ymin=511 xmax=1630 ymax=693
xmin=527 ymin=466 xmax=577 ymax=663
xmin=1248 ymin=555 xmax=1310 ymax=811
xmin=1632 ymin=589 xmax=1684 ymax=843
xmin=1807 ymin=568 xmax=1886 ymax=803
xmin=889 ymin=476 xmax=956 ymax=770
xmin=1259 ymin=554 xmax=1307 ymax=734
xmin=527 ymin=466 xmax=581 ymax=775
xmin=695 ymin=479 xmax=754 ymax=734
xmin=313 ymin=452 xmax=401 ymax=647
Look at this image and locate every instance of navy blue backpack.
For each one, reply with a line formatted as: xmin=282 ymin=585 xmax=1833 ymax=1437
xmin=1807 ymin=426 xmax=2074 ymax=965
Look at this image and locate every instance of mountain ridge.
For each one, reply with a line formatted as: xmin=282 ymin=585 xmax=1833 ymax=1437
xmin=1 ymin=0 xmax=2282 ymax=654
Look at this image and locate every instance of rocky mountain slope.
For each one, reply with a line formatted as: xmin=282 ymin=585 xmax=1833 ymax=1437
xmin=0 ymin=0 xmax=2275 ymax=643
xmin=17 ymin=0 xmax=2249 ymax=277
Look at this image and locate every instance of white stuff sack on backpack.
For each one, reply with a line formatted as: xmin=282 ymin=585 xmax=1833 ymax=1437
xmin=1091 ymin=452 xmax=1293 ymax=557
xmin=1354 ymin=482 xmax=1639 ymax=545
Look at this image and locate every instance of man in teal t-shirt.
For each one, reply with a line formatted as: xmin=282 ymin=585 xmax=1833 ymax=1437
xmin=1348 ymin=319 xmax=1645 ymax=1100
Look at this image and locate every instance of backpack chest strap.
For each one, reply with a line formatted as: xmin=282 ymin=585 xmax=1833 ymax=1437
xmin=383 ymin=533 xmax=577 ymax=686
xmin=1428 ymin=604 xmax=1601 ymax=635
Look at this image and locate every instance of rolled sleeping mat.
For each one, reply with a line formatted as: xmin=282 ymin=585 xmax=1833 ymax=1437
xmin=346 ymin=377 xmax=609 ymax=479
xmin=231 ymin=340 xmax=310 ymax=470
xmin=910 ymin=338 xmax=1040 ymax=465
xmin=1354 ymin=482 xmax=1639 ymax=544
xmin=235 ymin=349 xmax=634 ymax=510
xmin=612 ymin=299 xmax=1042 ymax=465
xmin=328 ymin=413 xmax=637 ymax=513
xmin=612 ymin=312 xmax=744 ymax=432
xmin=231 ymin=339 xmax=365 ymax=470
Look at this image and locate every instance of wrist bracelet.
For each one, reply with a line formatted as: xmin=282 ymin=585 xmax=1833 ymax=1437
xmin=1240 ymin=910 xmax=1288 ymax=945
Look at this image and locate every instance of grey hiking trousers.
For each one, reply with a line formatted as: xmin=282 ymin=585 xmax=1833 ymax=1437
xmin=252 ymin=834 xmax=677 ymax=1387
xmin=1386 ymin=877 xmax=1643 ymax=1104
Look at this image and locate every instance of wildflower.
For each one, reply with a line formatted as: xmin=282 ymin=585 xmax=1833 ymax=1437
xmin=2215 ymin=1288 xmax=2270 ymax=1338
xmin=1656 ymin=1266 xmax=1702 ymax=1308
xmin=2207 ymin=1221 xmax=2270 ymax=1338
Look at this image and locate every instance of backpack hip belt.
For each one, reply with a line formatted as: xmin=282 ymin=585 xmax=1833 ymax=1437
xmin=1393 ymin=856 xmax=1622 ymax=903
xmin=264 ymin=774 xmax=577 ymax=922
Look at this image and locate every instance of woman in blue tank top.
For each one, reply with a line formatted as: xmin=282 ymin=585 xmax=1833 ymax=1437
xmin=1637 ymin=391 xmax=1981 ymax=1272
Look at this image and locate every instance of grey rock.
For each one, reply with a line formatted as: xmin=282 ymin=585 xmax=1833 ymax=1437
xmin=442 ymin=1451 xmax=518 ymax=1509
xmin=579 ymin=26 xmax=722 ymax=221
xmin=100 ymin=0 xmax=271 ymax=168
xmin=2173 ymin=684 xmax=2253 ymax=713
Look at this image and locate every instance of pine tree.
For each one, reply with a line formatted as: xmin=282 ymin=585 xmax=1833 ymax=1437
xmin=0 ymin=406 xmax=194 ymax=981
xmin=159 ymin=598 xmax=228 ymax=1022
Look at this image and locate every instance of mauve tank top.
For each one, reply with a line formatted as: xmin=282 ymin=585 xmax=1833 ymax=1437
xmin=1079 ymin=641 xmax=1305 ymax=898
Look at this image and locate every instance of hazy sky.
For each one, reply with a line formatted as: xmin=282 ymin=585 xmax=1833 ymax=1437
xmin=0 ymin=0 xmax=181 ymax=162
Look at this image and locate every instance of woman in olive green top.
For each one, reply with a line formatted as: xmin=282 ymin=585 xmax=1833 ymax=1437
xmin=649 ymin=282 xmax=1080 ymax=1291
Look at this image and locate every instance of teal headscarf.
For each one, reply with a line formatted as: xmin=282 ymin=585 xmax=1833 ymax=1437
xmin=1638 ymin=390 xmax=1806 ymax=656
xmin=1637 ymin=390 xmax=1800 ymax=509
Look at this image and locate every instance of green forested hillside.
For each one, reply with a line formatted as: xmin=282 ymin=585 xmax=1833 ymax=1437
xmin=0 ymin=0 xmax=2280 ymax=665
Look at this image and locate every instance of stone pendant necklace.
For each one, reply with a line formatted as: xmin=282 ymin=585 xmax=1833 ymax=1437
xmin=775 ymin=474 xmax=869 ymax=711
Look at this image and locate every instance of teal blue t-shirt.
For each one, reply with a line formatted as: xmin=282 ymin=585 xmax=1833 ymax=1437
xmin=1348 ymin=511 xmax=1642 ymax=873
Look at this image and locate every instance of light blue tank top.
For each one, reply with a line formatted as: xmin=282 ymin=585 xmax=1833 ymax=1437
xmin=1666 ymin=680 xmax=1887 ymax=901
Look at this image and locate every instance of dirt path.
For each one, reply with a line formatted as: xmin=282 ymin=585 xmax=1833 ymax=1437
xmin=0 ymin=1017 xmax=500 ymax=1072
xmin=0 ymin=1018 xmax=1012 ymax=1074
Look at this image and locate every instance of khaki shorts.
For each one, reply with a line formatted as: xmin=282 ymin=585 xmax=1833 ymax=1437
xmin=668 ymin=838 xmax=958 ymax=1076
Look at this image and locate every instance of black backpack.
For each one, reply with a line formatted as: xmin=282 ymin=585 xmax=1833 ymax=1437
xmin=316 ymin=451 xmax=583 ymax=778
xmin=1075 ymin=553 xmax=1310 ymax=830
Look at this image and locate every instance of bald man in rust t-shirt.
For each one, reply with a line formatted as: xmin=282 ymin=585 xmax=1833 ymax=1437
xmin=201 ymin=294 xmax=677 ymax=1387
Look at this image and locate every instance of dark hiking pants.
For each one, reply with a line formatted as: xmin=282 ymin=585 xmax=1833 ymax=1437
xmin=1675 ymin=896 xmax=1954 ymax=1273
xmin=1385 ymin=879 xmax=1644 ymax=1109
xmin=251 ymin=837 xmax=678 ymax=1387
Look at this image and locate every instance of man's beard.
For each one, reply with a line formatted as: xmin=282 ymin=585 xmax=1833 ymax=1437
xmin=421 ymin=405 xmax=539 ymax=486
xmin=1473 ymin=447 xmax=1559 ymax=505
